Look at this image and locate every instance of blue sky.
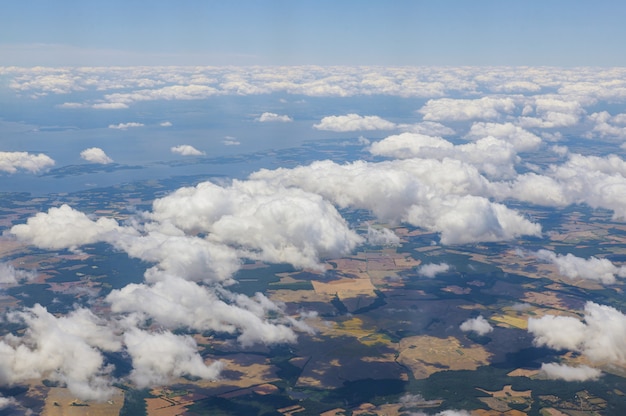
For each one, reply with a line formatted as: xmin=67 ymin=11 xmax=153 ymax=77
xmin=1 ymin=1 xmax=626 ymax=66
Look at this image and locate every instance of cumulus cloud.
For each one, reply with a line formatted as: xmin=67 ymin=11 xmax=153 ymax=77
xmin=0 ymin=304 xmax=119 ymax=400
xmin=108 ymin=122 xmax=144 ymax=130
xmin=160 ymin=121 xmax=173 ymax=127
xmin=150 ymin=180 xmax=363 ymax=269
xmin=535 ymin=249 xmax=626 ymax=284
xmin=314 ymin=114 xmax=396 ymax=132
xmin=80 ymin=147 xmax=113 ymax=164
xmin=460 ymin=315 xmax=494 ymax=336
xmin=252 ymin=159 xmax=541 ymax=244
xmin=369 ymin=133 xmax=523 ymax=179
xmin=528 ymin=302 xmax=626 ymax=363
xmin=540 ymin=363 xmax=602 ymax=382
xmin=123 ymin=328 xmax=223 ymax=388
xmin=9 ymin=204 xmax=129 ymax=250
xmin=503 ymin=152 xmax=626 ymax=219
xmin=466 ymin=122 xmax=542 ymax=152
xmin=107 ymin=274 xmax=300 ymax=346
xmin=170 ymin=144 xmax=205 ymax=156
xmin=417 ymin=263 xmax=450 ymax=278
xmin=0 ymin=262 xmax=36 ymax=285
xmin=257 ymin=112 xmax=293 ymax=122
xmin=418 ymin=97 xmax=516 ymax=121
xmin=366 ymin=226 xmax=400 ymax=246
xmin=0 ymin=151 xmax=55 ymax=174
xmin=518 ymin=96 xmax=585 ymax=128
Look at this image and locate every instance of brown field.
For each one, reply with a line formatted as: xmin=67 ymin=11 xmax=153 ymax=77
xmin=311 ymin=277 xmax=376 ymax=299
xmin=397 ymin=335 xmax=491 ymax=379
xmin=42 ymin=387 xmax=124 ymax=416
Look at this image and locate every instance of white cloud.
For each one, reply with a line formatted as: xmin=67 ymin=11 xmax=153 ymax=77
xmin=535 ymin=249 xmax=625 ymax=284
xmin=257 ymin=112 xmax=293 ymax=122
xmin=150 ymin=180 xmax=363 ymax=270
xmin=518 ymin=96 xmax=585 ymax=129
xmin=91 ymin=102 xmax=129 ymax=110
xmin=123 ymin=327 xmax=223 ymax=388
xmin=460 ymin=315 xmax=494 ymax=336
xmin=103 ymin=84 xmax=220 ymax=105
xmin=540 ymin=363 xmax=602 ymax=382
xmin=466 ymin=122 xmax=542 ymax=152
xmin=107 ymin=274 xmax=300 ymax=346
xmin=314 ymin=114 xmax=396 ymax=132
xmin=369 ymin=133 xmax=523 ymax=179
xmin=0 ymin=151 xmax=55 ymax=174
xmin=0 ymin=304 xmax=120 ymax=401
xmin=108 ymin=122 xmax=144 ymax=130
xmin=222 ymin=136 xmax=241 ymax=146
xmin=585 ymin=111 xmax=626 ymax=139
xmin=9 ymin=204 xmax=129 ymax=250
xmin=0 ymin=262 xmax=36 ymax=285
xmin=251 ymin=159 xmax=541 ymax=244
xmin=160 ymin=121 xmax=173 ymax=127
xmin=417 ymin=263 xmax=450 ymax=278
xmin=80 ymin=147 xmax=114 ymax=164
xmin=366 ymin=226 xmax=400 ymax=246
xmin=418 ymin=97 xmax=516 ymax=121
xmin=170 ymin=144 xmax=205 ymax=156
xmin=528 ymin=302 xmax=626 ymax=364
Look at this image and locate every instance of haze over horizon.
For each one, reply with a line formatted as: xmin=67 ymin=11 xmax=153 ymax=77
xmin=2 ymin=0 xmax=626 ymax=67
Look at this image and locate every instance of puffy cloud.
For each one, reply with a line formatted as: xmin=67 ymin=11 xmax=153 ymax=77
xmin=0 ymin=151 xmax=55 ymax=174
xmin=107 ymin=274 xmax=299 ymax=346
xmin=528 ymin=302 xmax=626 ymax=364
xmin=369 ymin=132 xmax=454 ymax=159
xmin=252 ymin=159 xmax=541 ymax=244
xmin=111 ymin=232 xmax=240 ymax=284
xmin=314 ymin=114 xmax=397 ymax=132
xmin=366 ymin=226 xmax=400 ymax=246
xmin=417 ymin=263 xmax=450 ymax=278
xmin=9 ymin=204 xmax=128 ymax=250
xmin=418 ymin=97 xmax=516 ymax=121
xmin=108 ymin=122 xmax=144 ymax=130
xmin=466 ymin=122 xmax=542 ymax=152
xmin=0 ymin=304 xmax=119 ymax=401
xmin=535 ymin=249 xmax=626 ymax=284
xmin=460 ymin=315 xmax=493 ymax=336
xmin=150 ymin=180 xmax=363 ymax=269
xmin=402 ymin=121 xmax=456 ymax=136
xmin=80 ymin=147 xmax=113 ymax=164
xmin=123 ymin=328 xmax=223 ymax=388
xmin=160 ymin=121 xmax=173 ymax=127
xmin=103 ymin=84 xmax=219 ymax=105
xmin=540 ymin=363 xmax=602 ymax=381
xmin=0 ymin=262 xmax=36 ymax=285
xmin=502 ymin=153 xmax=626 ymax=220
xmin=170 ymin=144 xmax=205 ymax=156
xmin=369 ymin=133 xmax=522 ymax=179
xmin=257 ymin=112 xmax=293 ymax=122
xmin=518 ymin=96 xmax=585 ymax=128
